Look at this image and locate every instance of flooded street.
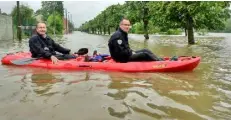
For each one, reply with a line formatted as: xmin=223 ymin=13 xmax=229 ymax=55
xmin=0 ymin=31 xmax=231 ymax=120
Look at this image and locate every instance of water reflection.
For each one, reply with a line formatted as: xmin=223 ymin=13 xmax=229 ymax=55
xmin=30 ymin=73 xmax=63 ymax=96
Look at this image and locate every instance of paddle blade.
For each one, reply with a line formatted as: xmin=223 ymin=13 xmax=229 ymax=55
xmin=11 ymin=58 xmax=39 ymax=65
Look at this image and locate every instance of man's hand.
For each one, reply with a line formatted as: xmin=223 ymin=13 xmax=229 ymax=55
xmin=51 ymin=55 xmax=59 ymax=64
xmin=132 ymin=51 xmax=136 ymax=54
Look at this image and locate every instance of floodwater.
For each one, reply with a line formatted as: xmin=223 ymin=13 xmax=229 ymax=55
xmin=0 ymin=31 xmax=231 ymax=120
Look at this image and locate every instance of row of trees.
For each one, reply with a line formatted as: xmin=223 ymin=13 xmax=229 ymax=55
xmin=78 ymin=1 xmax=231 ymax=44
xmin=11 ymin=1 xmax=74 ymax=38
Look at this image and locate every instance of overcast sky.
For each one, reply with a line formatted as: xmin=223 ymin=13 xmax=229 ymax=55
xmin=0 ymin=1 xmax=125 ymax=27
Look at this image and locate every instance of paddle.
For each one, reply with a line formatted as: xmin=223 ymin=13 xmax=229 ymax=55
xmin=11 ymin=57 xmax=40 ymax=65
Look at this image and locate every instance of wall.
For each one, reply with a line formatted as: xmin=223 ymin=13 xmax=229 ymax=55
xmin=0 ymin=15 xmax=13 ymax=40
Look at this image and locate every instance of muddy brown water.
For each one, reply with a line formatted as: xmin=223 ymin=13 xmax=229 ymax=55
xmin=0 ymin=31 xmax=231 ymax=120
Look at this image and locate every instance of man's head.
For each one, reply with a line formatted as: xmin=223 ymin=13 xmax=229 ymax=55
xmin=36 ymin=22 xmax=47 ymax=36
xmin=119 ymin=18 xmax=131 ymax=33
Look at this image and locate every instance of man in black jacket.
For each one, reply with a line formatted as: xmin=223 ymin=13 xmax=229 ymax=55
xmin=108 ymin=18 xmax=161 ymax=63
xmin=29 ymin=22 xmax=76 ymax=64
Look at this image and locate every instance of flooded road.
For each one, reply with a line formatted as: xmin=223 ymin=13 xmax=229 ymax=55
xmin=0 ymin=31 xmax=231 ymax=120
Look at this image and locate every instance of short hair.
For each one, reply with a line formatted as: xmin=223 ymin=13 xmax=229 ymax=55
xmin=36 ymin=22 xmax=46 ymax=28
xmin=119 ymin=17 xmax=130 ymax=25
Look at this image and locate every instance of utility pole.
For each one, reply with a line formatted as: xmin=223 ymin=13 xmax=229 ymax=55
xmin=67 ymin=12 xmax=70 ymax=34
xmin=52 ymin=2 xmax=56 ymax=37
xmin=70 ymin=14 xmax=72 ymax=24
xmin=70 ymin=14 xmax=72 ymax=32
xmin=64 ymin=9 xmax=68 ymax=34
xmin=17 ymin=1 xmax=22 ymax=41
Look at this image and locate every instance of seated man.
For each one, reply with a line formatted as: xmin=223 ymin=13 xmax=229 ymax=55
xmin=108 ymin=18 xmax=162 ymax=63
xmin=29 ymin=22 xmax=76 ymax=64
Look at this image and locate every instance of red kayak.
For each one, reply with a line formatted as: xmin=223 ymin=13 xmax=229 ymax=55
xmin=1 ymin=52 xmax=200 ymax=72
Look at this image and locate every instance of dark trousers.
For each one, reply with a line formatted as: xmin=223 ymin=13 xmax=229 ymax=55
xmin=54 ymin=54 xmax=77 ymax=60
xmin=129 ymin=49 xmax=160 ymax=62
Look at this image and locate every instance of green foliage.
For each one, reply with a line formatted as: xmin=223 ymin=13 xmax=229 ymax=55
xmin=148 ymin=20 xmax=161 ymax=34
xmin=125 ymin=1 xmax=150 ymax=39
xmin=148 ymin=1 xmax=230 ymax=30
xmin=212 ymin=18 xmax=231 ymax=32
xmin=11 ymin=4 xmax=36 ymax=26
xmin=11 ymin=4 xmax=37 ymax=37
xmin=35 ymin=9 xmax=42 ymax=16
xmin=223 ymin=18 xmax=231 ymax=32
xmin=166 ymin=29 xmax=182 ymax=35
xmin=47 ymin=13 xmax=64 ymax=35
xmin=130 ymin=22 xmax=144 ymax=34
xmin=125 ymin=1 xmax=148 ymax=23
xmin=78 ymin=1 xmax=231 ymax=43
xmin=38 ymin=1 xmax=67 ymax=35
xmin=147 ymin=1 xmax=230 ymax=43
xmin=78 ymin=3 xmax=127 ymax=33
xmin=41 ymin=1 xmax=64 ymax=21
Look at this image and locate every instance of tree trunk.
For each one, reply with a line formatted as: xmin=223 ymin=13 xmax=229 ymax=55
xmin=187 ymin=16 xmax=195 ymax=44
xmin=143 ymin=6 xmax=149 ymax=40
xmin=185 ymin=28 xmax=187 ymax=36
xmin=108 ymin=26 xmax=110 ymax=35
xmin=143 ymin=20 xmax=149 ymax=40
xmin=103 ymin=27 xmax=106 ymax=35
xmin=115 ymin=26 xmax=118 ymax=31
xmin=99 ymin=27 xmax=102 ymax=34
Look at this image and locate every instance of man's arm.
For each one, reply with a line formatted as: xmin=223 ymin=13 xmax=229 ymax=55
xmin=50 ymin=38 xmax=71 ymax=54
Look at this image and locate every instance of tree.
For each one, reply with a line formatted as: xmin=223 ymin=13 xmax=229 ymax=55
xmin=148 ymin=1 xmax=230 ymax=44
xmin=11 ymin=4 xmax=36 ymax=26
xmin=41 ymin=1 xmax=64 ymax=21
xmin=126 ymin=1 xmax=150 ymax=39
xmin=47 ymin=13 xmax=64 ymax=35
xmin=35 ymin=9 xmax=42 ymax=16
xmin=11 ymin=3 xmax=36 ymax=37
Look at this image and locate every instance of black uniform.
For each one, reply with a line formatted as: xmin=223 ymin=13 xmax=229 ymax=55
xmin=108 ymin=28 xmax=160 ymax=63
xmin=108 ymin=28 xmax=132 ymax=62
xmin=29 ymin=33 xmax=76 ymax=60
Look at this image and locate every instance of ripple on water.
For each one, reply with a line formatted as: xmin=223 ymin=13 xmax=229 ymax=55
xmin=106 ymin=87 xmax=213 ymax=120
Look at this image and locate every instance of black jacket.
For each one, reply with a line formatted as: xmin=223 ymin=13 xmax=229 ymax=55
xmin=29 ymin=33 xmax=70 ymax=59
xmin=108 ymin=28 xmax=132 ymax=63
